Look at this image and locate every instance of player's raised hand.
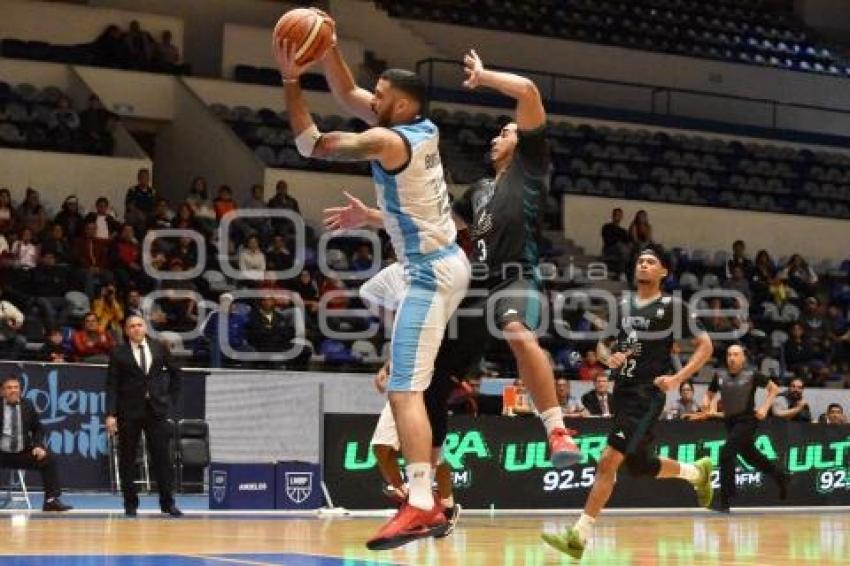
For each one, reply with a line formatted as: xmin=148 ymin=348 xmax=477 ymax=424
xmin=462 ymin=49 xmax=484 ymax=89
xmin=754 ymin=407 xmax=768 ymax=420
xmin=323 ymin=191 xmax=369 ymax=230
xmin=273 ymin=38 xmax=312 ymax=81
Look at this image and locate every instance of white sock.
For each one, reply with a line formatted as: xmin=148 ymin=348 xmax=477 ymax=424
xmin=678 ymin=463 xmax=700 ymax=482
xmin=540 ymin=407 xmax=566 ymax=436
xmin=441 ymin=495 xmax=454 ymax=508
xmin=573 ymin=512 xmax=595 ymax=542
xmin=406 ymin=463 xmax=434 ymax=511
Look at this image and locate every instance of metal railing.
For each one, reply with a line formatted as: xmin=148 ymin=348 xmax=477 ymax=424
xmin=416 ymin=58 xmax=850 ymax=133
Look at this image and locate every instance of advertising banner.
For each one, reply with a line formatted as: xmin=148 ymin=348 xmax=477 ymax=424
xmin=323 ymin=414 xmax=850 ymax=509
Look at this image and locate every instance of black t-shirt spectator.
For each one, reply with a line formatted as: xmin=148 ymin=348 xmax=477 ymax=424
xmin=126 ymin=185 xmax=156 ymax=216
xmin=602 ymin=222 xmax=629 ymax=255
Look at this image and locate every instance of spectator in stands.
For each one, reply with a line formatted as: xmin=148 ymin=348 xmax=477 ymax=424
xmin=294 ymin=269 xmax=320 ymax=315
xmin=32 ymin=251 xmax=71 ymax=329
xmin=170 ymin=236 xmax=198 ymax=270
xmin=0 ymin=233 xmax=7 ymax=258
xmin=40 ymin=223 xmax=71 ymax=265
xmin=124 ymin=20 xmax=155 ymax=69
xmin=110 ymin=224 xmax=143 ymax=291
xmin=148 ymin=198 xmax=174 ymax=230
xmin=238 ymin=235 xmax=266 ymax=281
xmin=185 ymin=176 xmax=216 ymax=231
xmin=723 ymin=265 xmax=752 ymax=303
xmin=628 ymin=210 xmax=653 ymax=249
xmin=704 ymin=297 xmax=733 ymax=335
xmin=769 ymin=272 xmax=791 ymax=308
xmin=0 ymin=284 xmax=25 ymax=359
xmin=172 ymin=202 xmax=201 ymax=234
xmin=771 ymin=378 xmax=811 ymax=422
xmin=10 ymin=227 xmax=38 ymax=270
xmin=213 ymin=185 xmax=237 ymax=221
xmin=350 ymin=242 xmax=374 ymax=272
xmin=821 ymin=403 xmax=847 ymax=425
xmin=510 ymin=378 xmax=535 ymax=415
xmin=123 ymin=288 xmax=166 ymax=329
xmin=38 ymin=327 xmax=67 ymax=363
xmin=785 ymin=322 xmax=826 ymax=386
xmin=319 ymin=276 xmax=348 ymax=310
xmin=92 ymin=283 xmax=124 ymax=338
xmin=72 ymin=312 xmax=115 ymax=363
xmin=200 ymin=294 xmax=252 ymax=367
xmin=160 ymin=259 xmax=198 ymax=332
xmin=601 ymin=207 xmax=629 ymax=278
xmin=725 ymin=240 xmax=754 ymax=280
xmin=240 ymin=184 xmax=270 ymax=239
xmin=154 ymin=30 xmax=180 ymax=67
xmin=668 ymin=380 xmax=702 ymax=419
xmin=245 ymin=296 xmax=295 ymax=363
xmin=16 ymin=189 xmax=47 ymax=236
xmin=91 ymin=25 xmax=128 ymax=68
xmin=84 ymin=197 xmax=120 ymax=240
xmin=73 ymin=221 xmax=113 ymax=298
xmin=780 ymin=254 xmax=818 ymax=297
xmin=125 ymin=169 xmax=157 ymax=219
xmin=826 ymin=303 xmax=849 ymax=370
xmin=48 ymin=96 xmax=81 ymax=149
xmin=53 ymin=195 xmax=84 ymax=239
xmin=266 ymin=234 xmax=294 ymax=274
xmin=268 ymin=180 xmax=300 ymax=235
xmin=555 ymin=377 xmax=582 ymax=416
xmin=268 ymin=179 xmax=300 ymax=214
xmin=578 ymin=349 xmax=605 ymax=381
xmin=581 ymin=373 xmax=613 ymax=417
xmin=79 ymin=95 xmax=116 ymax=155
xmin=0 ymin=188 xmax=16 ymax=236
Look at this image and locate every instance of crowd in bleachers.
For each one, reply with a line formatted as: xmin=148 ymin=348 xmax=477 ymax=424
xmin=0 ymin=171 xmax=401 ymax=370
xmin=213 ymin=103 xmax=850 ymax=220
xmin=1 ymin=20 xmax=189 ymax=75
xmin=0 ymin=82 xmax=117 ymax=156
xmin=377 ymin=0 xmax=850 ymax=77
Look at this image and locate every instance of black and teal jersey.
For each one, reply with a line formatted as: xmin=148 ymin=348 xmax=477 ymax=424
xmin=452 ymin=126 xmax=549 ymax=278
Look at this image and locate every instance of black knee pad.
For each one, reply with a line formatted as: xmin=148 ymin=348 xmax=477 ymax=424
xmin=624 ymin=453 xmax=661 ymax=477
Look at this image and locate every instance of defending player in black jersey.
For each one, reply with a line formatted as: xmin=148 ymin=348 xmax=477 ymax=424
xmin=703 ymin=344 xmax=789 ymax=512
xmin=543 ymin=244 xmax=715 ymax=560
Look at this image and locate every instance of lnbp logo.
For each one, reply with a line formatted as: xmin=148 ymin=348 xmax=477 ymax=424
xmin=285 ymin=472 xmax=313 ymax=504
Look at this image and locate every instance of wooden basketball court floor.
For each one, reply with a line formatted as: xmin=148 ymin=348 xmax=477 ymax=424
xmin=0 ymin=507 xmax=848 ymax=565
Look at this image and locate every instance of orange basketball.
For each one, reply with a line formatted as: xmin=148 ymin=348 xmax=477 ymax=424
xmin=273 ymin=8 xmax=335 ymax=66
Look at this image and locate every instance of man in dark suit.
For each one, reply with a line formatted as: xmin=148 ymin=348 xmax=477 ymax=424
xmin=0 ymin=375 xmax=72 ymax=511
xmin=581 ymin=373 xmax=614 ymax=417
xmin=106 ymin=315 xmax=182 ymax=517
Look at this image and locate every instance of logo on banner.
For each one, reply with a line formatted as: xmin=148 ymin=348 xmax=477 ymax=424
xmin=212 ymin=470 xmax=228 ymax=504
xmin=285 ymin=472 xmax=313 ymax=503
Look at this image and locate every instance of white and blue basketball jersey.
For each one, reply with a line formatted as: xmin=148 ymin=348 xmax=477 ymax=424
xmin=371 ymin=118 xmax=456 ymax=262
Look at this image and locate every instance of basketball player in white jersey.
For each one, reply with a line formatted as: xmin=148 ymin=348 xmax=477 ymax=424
xmin=276 ymin=37 xmax=470 ymax=549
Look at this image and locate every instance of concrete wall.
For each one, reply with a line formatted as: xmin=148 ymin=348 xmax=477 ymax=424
xmin=74 ymin=66 xmax=177 ymax=121
xmin=221 ymin=23 xmax=364 ymax=81
xmin=154 ymin=78 xmax=265 ymax=207
xmin=563 ymin=194 xmax=850 ymax=263
xmin=0 ymin=0 xmax=183 ymax=50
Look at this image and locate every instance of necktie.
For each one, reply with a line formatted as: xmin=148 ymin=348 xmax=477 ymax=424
xmin=139 ymin=343 xmax=147 ymax=374
xmin=601 ymin=395 xmax=610 ymax=416
xmin=9 ymin=404 xmax=19 ymax=453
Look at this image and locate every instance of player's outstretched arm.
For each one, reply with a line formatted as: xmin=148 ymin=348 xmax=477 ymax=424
xmin=321 ymin=45 xmax=378 ymax=125
xmin=277 ymin=38 xmax=404 ymax=165
xmin=462 ymin=49 xmax=545 ymax=131
xmin=324 ymin=191 xmax=384 ymax=230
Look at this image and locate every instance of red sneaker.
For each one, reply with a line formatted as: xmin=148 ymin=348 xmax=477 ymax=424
xmin=549 ymin=427 xmax=581 ymax=469
xmin=366 ymin=502 xmax=447 ymax=550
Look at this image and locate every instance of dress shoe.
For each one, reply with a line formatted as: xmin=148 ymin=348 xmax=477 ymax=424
xmin=42 ymin=498 xmax=73 ymax=512
xmin=161 ymin=505 xmax=183 ymax=517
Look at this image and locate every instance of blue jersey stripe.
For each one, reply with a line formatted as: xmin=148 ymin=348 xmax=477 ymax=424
xmin=374 ymin=167 xmax=420 ymax=257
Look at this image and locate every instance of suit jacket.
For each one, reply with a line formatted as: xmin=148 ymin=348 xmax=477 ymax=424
xmin=581 ymin=391 xmax=615 ymax=416
xmin=0 ymin=399 xmax=45 ymax=451
xmin=106 ymin=339 xmax=181 ymax=420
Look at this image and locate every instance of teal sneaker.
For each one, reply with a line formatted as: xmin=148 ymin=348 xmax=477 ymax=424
xmin=541 ymin=527 xmax=585 ymax=560
xmin=691 ymin=457 xmax=714 ymax=508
